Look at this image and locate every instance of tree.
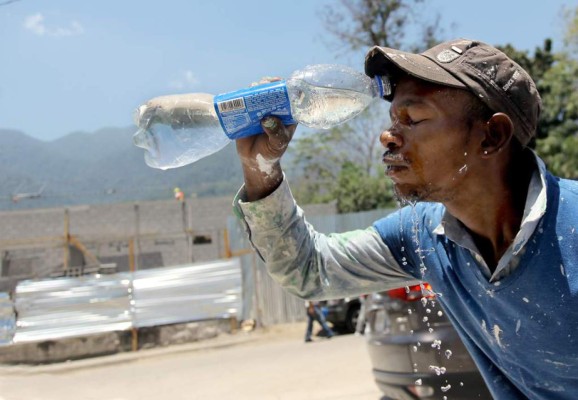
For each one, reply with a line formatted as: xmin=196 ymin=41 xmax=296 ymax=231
xmin=290 ymin=101 xmax=389 ymax=205
xmin=319 ymin=0 xmax=444 ymax=53
xmin=498 ymin=6 xmax=578 ymax=179
xmin=332 ymin=161 xmax=395 ymax=213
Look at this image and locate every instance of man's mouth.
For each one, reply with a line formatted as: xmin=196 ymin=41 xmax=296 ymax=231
xmin=382 ymin=152 xmax=408 ymax=166
xmin=382 ymin=152 xmax=409 ymax=180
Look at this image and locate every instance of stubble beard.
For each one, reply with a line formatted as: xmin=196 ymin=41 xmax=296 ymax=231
xmin=392 ymin=182 xmax=454 ymax=206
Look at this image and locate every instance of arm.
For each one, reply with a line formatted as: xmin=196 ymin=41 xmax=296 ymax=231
xmin=234 ymin=177 xmax=420 ymax=300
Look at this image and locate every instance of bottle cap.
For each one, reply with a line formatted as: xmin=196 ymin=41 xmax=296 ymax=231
xmin=374 ymin=76 xmax=392 ymax=98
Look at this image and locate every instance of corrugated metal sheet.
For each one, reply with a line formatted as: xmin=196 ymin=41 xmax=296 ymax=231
xmin=132 ymin=259 xmax=242 ymax=327
xmin=8 ymin=258 xmax=242 ymax=344
xmin=0 ymin=292 xmax=15 ymax=345
xmin=13 ymin=274 xmax=132 ymax=343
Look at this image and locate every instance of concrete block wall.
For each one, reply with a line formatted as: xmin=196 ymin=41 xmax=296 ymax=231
xmin=0 ymin=196 xmax=336 ymax=291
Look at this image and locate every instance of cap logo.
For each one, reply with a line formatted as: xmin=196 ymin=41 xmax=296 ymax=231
xmin=502 ymin=70 xmax=521 ymax=92
xmin=436 ymin=49 xmax=460 ymax=63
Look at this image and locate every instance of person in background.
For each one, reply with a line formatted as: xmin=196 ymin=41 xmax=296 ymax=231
xmin=232 ymin=39 xmax=578 ymax=399
xmin=174 ymin=187 xmax=185 ymax=202
xmin=304 ymin=300 xmax=335 ymax=343
xmin=354 ymin=294 xmax=367 ymax=336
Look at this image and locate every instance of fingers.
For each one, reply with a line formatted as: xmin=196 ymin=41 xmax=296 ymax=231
xmin=261 ymin=116 xmax=296 ymax=152
xmin=250 ymin=76 xmax=283 ymax=87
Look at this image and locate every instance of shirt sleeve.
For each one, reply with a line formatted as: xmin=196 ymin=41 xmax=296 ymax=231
xmin=233 ymin=178 xmax=420 ymax=300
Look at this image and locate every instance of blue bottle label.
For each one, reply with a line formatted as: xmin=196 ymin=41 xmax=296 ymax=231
xmin=213 ymin=81 xmax=296 ymax=139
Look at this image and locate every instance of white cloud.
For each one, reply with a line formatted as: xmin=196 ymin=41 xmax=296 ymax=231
xmin=169 ymin=70 xmax=199 ymax=90
xmin=23 ymin=13 xmax=84 ymax=37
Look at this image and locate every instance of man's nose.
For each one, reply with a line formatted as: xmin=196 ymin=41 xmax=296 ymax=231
xmin=380 ymin=129 xmax=403 ymax=150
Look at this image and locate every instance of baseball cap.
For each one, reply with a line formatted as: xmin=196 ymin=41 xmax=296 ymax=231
xmin=364 ymin=39 xmax=542 ymax=146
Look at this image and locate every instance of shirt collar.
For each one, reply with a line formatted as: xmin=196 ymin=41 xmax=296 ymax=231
xmin=433 ymin=152 xmax=547 ymax=281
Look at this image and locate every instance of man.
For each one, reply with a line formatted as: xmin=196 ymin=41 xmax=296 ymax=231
xmin=303 ymin=300 xmax=335 ymax=342
xmin=233 ymin=39 xmax=578 ymax=399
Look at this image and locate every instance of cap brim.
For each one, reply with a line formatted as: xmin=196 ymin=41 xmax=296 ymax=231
xmin=365 ymin=46 xmax=466 ymax=91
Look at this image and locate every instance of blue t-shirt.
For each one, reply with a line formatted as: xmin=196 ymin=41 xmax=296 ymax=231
xmin=373 ymin=173 xmax=578 ymax=399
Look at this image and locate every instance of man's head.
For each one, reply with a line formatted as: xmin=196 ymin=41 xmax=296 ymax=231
xmin=365 ymin=39 xmax=542 ymax=147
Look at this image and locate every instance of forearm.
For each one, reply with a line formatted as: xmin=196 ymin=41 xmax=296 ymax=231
xmin=241 ymin=157 xmax=283 ymax=202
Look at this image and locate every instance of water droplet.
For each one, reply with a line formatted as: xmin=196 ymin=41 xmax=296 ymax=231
xmin=412 ymin=345 xmax=418 ymax=352
xmin=441 ymin=384 xmax=452 ymax=392
xmin=445 ymin=349 xmax=453 ymax=359
xmin=426 ymin=308 xmax=431 ymax=314
xmin=437 ymin=311 xmax=443 ymax=317
xmin=429 ymin=365 xmax=446 ymax=375
xmin=405 ymin=286 xmax=410 ymax=293
xmin=428 ymin=328 xmax=434 ymax=333
xmin=415 ymin=379 xmax=422 ymax=386
xmin=421 ymin=297 xmax=428 ymax=307
xmin=431 ymin=339 xmax=442 ymax=349
xmin=423 ymin=316 xmax=429 ymax=322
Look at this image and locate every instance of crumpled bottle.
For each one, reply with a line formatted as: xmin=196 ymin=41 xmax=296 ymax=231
xmin=133 ymin=64 xmax=390 ymax=170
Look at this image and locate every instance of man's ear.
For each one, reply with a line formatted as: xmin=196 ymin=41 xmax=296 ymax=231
xmin=481 ymin=113 xmax=514 ymax=156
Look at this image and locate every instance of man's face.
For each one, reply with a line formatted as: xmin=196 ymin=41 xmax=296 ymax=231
xmin=381 ymin=76 xmax=481 ymax=204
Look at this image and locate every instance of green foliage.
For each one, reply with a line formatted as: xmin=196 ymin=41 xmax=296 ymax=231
xmin=332 ymin=161 xmax=395 ymax=213
xmin=535 ymin=52 xmax=578 ymax=178
xmin=497 ymin=9 xmax=578 ymax=179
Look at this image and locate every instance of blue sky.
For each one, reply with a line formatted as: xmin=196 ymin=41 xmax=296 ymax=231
xmin=0 ymin=0 xmax=575 ymax=142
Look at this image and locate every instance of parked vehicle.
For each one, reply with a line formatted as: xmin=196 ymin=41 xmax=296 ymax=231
xmin=365 ymin=284 xmax=492 ymax=400
xmin=324 ymin=296 xmax=362 ymax=333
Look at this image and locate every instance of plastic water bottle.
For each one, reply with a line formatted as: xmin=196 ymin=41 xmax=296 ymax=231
xmin=133 ymin=64 xmax=390 ymax=170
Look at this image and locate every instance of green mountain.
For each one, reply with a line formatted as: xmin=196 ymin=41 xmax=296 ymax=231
xmin=0 ymin=127 xmax=244 ymax=211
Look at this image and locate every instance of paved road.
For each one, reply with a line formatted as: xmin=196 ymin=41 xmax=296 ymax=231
xmin=0 ymin=323 xmax=384 ymax=400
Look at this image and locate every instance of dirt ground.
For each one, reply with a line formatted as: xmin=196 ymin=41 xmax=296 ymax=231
xmin=0 ymin=322 xmax=384 ymax=400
